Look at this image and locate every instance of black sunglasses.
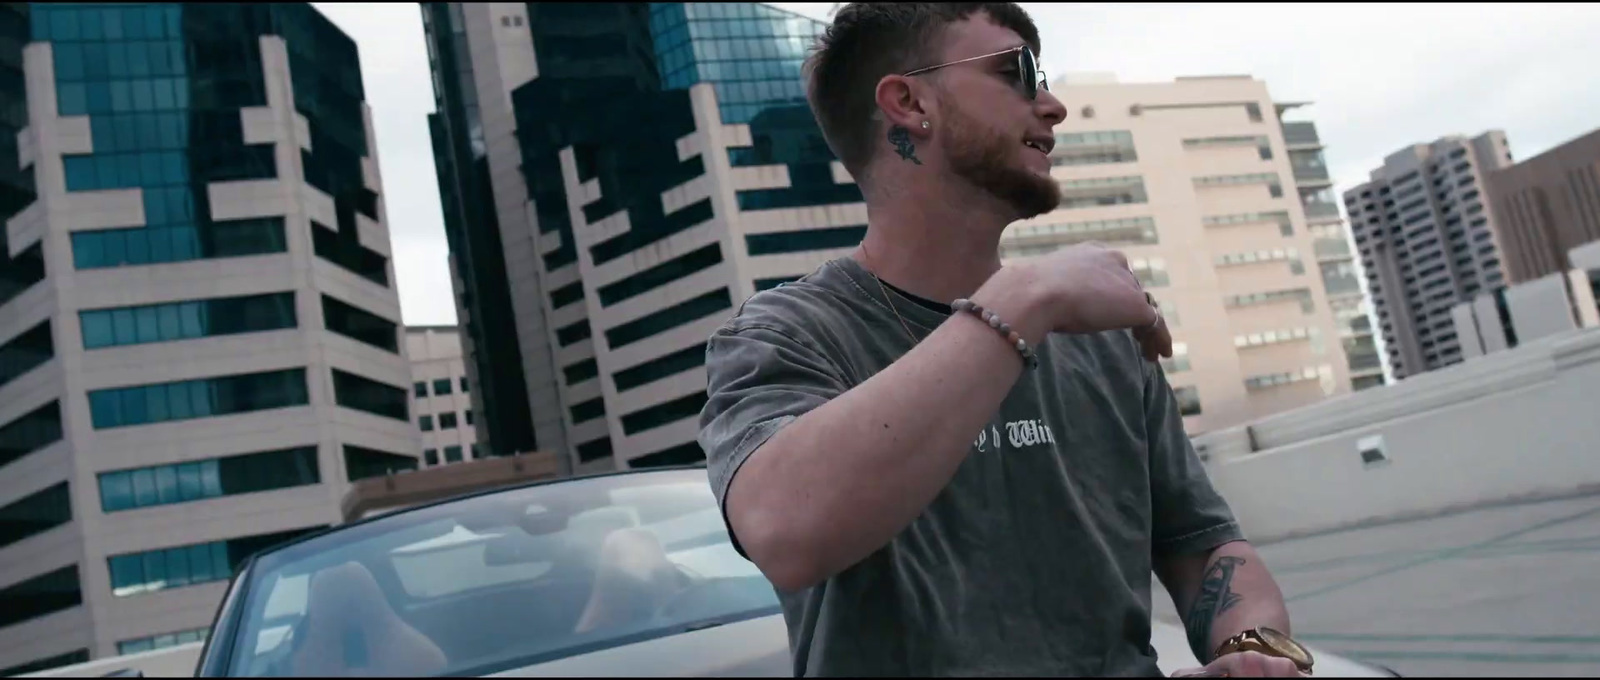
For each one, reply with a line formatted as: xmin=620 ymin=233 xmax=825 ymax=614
xmin=902 ymin=45 xmax=1049 ymax=100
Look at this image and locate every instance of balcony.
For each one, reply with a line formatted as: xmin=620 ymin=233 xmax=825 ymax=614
xmin=1282 ymin=121 xmax=1321 ymax=148
xmin=1313 ymin=236 xmax=1351 ymax=260
xmin=1293 ymin=164 xmax=1332 ymax=185
xmin=1303 ymin=200 xmax=1341 ymax=220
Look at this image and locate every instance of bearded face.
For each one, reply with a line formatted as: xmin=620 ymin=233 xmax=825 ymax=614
xmin=938 ymin=97 xmax=1062 ymax=220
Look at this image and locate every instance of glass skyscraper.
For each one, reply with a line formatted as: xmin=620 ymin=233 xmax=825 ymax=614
xmin=426 ymin=2 xmax=869 ymax=472
xmin=0 ymin=4 xmax=419 ymax=673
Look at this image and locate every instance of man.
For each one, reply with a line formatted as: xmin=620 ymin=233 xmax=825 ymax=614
xmin=698 ymin=3 xmax=1308 ymax=677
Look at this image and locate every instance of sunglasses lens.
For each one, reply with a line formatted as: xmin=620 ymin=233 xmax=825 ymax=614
xmin=1019 ymin=49 xmax=1037 ymax=99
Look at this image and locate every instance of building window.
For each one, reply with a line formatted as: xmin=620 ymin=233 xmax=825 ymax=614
xmin=321 ymin=295 xmax=398 ymax=353
xmin=80 ymin=292 xmax=297 ymax=350
xmin=72 ymin=218 xmax=288 ymax=270
xmin=464 ymin=410 xmax=473 ymax=426
xmin=1001 ymin=217 xmax=1158 ymax=259
xmin=0 ymin=401 xmax=64 ymax=471
xmin=107 ymin=526 xmax=321 ymax=598
xmin=311 ymin=221 xmax=389 ymax=287
xmin=569 ymin=397 xmax=606 ymax=425
xmin=443 ymin=445 xmax=463 ymax=463
xmin=413 ymin=381 xmax=427 ymax=398
xmin=471 ymin=444 xmax=484 ymax=460
xmin=590 ymin=199 xmax=715 ymax=267
xmin=332 ymin=369 xmax=409 ymax=421
xmin=563 ymin=359 xmax=599 ymax=386
xmin=577 ymin=437 xmax=613 ymax=463
xmin=744 ymin=226 xmax=866 ymax=257
xmin=1057 ymin=176 xmax=1147 ymax=209
xmin=0 ymin=482 xmax=72 ymax=550
xmin=605 ymin=288 xmax=732 ymax=350
xmin=459 ymin=376 xmax=469 ymax=393
xmin=1160 ymin=343 xmax=1190 ymax=375
xmin=620 ymin=392 xmax=708 ymax=436
xmin=99 ymin=447 xmax=319 ymax=513
xmin=1235 ymin=327 xmax=1316 ymax=349
xmin=1202 ymin=211 xmax=1293 ymax=236
xmin=629 ymin=442 xmax=707 ymax=469
xmin=1051 ymin=130 xmax=1135 ymax=166
xmin=88 ymin=368 xmax=310 ymax=429
xmin=556 ymin=320 xmax=592 ymax=347
xmin=613 ymin=344 xmax=706 ymax=392
xmin=419 ymin=415 xmax=434 ymax=431
xmin=438 ymin=412 xmax=458 ymax=429
xmin=1194 ymin=172 xmax=1282 ymax=197
xmin=424 ymin=448 xmax=438 ymax=466
xmin=1224 ymin=288 xmax=1316 ymax=314
xmin=343 ymin=445 xmax=417 ymax=482
xmin=0 ymin=321 xmax=53 ymax=391
xmin=432 ymin=377 xmax=453 ymax=396
xmin=599 ymin=244 xmax=723 ymax=307
xmin=1245 ymin=365 xmax=1332 ymax=391
xmin=1183 ymin=135 xmax=1272 ymax=160
xmin=1174 ymin=386 xmax=1202 ymax=416
xmin=1130 ymin=258 xmax=1170 ymax=288
xmin=117 ymin=628 xmax=208 ymax=656
xmin=0 ymin=565 xmax=82 ymax=630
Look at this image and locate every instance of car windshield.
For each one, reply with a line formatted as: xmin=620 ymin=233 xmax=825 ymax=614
xmin=222 ymin=469 xmax=780 ymax=677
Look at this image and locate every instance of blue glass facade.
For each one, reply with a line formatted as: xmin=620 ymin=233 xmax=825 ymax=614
xmin=0 ymin=3 xmax=41 ymax=310
xmin=649 ymin=3 xmax=861 ymax=212
xmin=28 ymin=3 xmax=382 ymax=280
xmin=497 ymin=2 xmax=865 ymax=469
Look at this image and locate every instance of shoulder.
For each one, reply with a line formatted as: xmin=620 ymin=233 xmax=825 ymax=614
xmin=716 ymin=260 xmax=864 ymax=341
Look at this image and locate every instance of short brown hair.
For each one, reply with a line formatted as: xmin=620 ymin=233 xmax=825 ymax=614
xmin=804 ymin=3 xmax=1042 ymax=182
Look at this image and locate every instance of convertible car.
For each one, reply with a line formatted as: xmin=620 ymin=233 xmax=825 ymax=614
xmin=168 ymin=467 xmax=1394 ymax=677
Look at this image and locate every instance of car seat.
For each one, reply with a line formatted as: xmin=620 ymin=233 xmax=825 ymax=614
xmin=288 ymin=561 xmax=449 ymax=677
xmin=571 ymin=528 xmax=690 ymax=635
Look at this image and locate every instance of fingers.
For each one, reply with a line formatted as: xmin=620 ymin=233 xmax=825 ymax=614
xmin=1199 ymin=651 xmax=1305 ymax=678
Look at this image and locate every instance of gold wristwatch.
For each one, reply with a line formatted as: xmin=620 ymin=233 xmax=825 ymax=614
xmin=1213 ymin=627 xmax=1315 ymax=674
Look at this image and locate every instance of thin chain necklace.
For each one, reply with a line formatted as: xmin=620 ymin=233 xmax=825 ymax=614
xmin=858 ymin=243 xmax=923 ymax=346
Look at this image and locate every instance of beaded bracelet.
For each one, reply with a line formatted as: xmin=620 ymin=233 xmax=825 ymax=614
xmin=951 ymin=298 xmax=1040 ymax=369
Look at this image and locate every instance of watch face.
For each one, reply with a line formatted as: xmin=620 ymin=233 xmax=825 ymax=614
xmin=1258 ymin=628 xmax=1314 ymax=666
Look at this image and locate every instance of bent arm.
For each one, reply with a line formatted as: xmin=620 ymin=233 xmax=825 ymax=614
xmin=1156 ymin=540 xmax=1292 ymax=664
xmin=714 ymin=269 xmax=1052 ymax=593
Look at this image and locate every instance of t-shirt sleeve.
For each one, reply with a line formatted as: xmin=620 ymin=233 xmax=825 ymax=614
xmin=1143 ymin=360 xmax=1246 ymax=559
xmin=698 ymin=322 xmax=850 ymax=556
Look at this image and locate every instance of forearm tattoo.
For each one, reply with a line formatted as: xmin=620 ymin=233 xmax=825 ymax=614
xmin=888 ymin=125 xmax=922 ymax=165
xmin=1185 ymin=555 xmax=1246 ymax=662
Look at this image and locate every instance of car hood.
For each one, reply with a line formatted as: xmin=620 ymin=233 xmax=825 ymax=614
xmin=488 ymin=614 xmax=1393 ymax=677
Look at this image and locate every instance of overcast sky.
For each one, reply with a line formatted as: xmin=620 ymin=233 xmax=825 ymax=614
xmin=311 ymin=2 xmax=1600 ymax=327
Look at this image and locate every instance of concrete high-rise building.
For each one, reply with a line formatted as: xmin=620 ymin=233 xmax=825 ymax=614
xmin=426 ymin=2 xmax=868 ymax=471
xmin=1343 ymin=132 xmax=1515 ymax=380
xmin=405 ymin=325 xmax=482 ymax=466
xmin=1485 ymin=127 xmax=1600 ymax=284
xmin=999 ymin=74 xmax=1366 ymax=434
xmin=422 ymin=2 xmax=552 ymax=468
xmin=0 ymin=4 xmax=420 ymax=673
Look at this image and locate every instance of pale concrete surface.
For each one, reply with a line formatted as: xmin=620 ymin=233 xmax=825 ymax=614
xmin=1154 ymin=493 xmax=1600 ymax=676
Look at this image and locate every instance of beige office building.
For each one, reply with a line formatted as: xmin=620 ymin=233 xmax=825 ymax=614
xmin=405 ymin=326 xmax=482 ymax=467
xmin=999 ymin=74 xmax=1373 ymax=434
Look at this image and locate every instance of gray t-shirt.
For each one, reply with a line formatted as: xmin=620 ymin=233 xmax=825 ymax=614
xmin=698 ymin=257 xmax=1244 ymax=677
